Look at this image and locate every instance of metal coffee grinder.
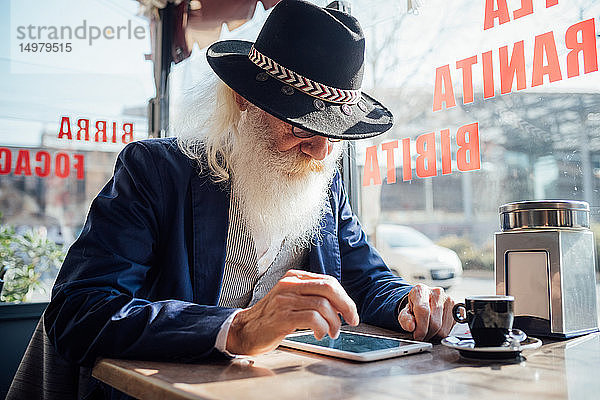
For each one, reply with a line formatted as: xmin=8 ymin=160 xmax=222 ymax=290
xmin=495 ymin=200 xmax=599 ymax=338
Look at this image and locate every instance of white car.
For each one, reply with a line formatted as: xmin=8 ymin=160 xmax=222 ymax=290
xmin=374 ymin=224 xmax=463 ymax=289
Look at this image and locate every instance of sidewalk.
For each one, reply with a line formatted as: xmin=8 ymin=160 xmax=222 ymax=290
xmin=461 ymin=269 xmax=600 ymax=281
xmin=461 ymin=269 xmax=494 ymax=279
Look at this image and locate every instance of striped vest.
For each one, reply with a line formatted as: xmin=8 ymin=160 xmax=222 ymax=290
xmin=218 ymin=192 xmax=308 ymax=308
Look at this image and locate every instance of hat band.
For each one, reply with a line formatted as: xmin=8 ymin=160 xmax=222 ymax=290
xmin=248 ymin=45 xmax=361 ymax=104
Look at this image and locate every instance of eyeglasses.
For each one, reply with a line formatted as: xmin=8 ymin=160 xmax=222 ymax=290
xmin=291 ymin=126 xmax=342 ymax=142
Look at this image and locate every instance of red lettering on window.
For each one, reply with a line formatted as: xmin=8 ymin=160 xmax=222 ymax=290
xmin=433 ymin=65 xmax=456 ymax=112
xmin=111 ymin=122 xmax=118 ymax=143
xmin=95 ymin=121 xmax=107 ymax=142
xmin=484 ymin=0 xmax=510 ymax=30
xmin=440 ymin=129 xmax=452 ymax=175
xmin=73 ymin=154 xmax=85 ymax=180
xmin=55 ymin=152 xmax=70 ymax=178
xmin=77 ymin=119 xmax=90 ymax=141
xmin=456 ymin=123 xmax=481 ymax=172
xmin=58 ymin=117 xmax=72 ymax=140
xmin=565 ymin=19 xmax=598 ymax=79
xmin=122 ymin=123 xmax=134 ymax=144
xmin=59 ymin=117 xmax=135 ymax=145
xmin=482 ymin=51 xmax=495 ymax=99
xmin=532 ymin=31 xmax=563 ymax=87
xmin=513 ymin=0 xmax=533 ymax=20
xmin=499 ymin=41 xmax=526 ymax=94
xmin=456 ymin=56 xmax=477 ymax=104
xmin=362 ymin=145 xmax=381 ymax=187
xmin=14 ymin=150 xmax=32 ymax=176
xmin=416 ymin=132 xmax=437 ymax=178
xmin=0 ymin=148 xmax=11 ymax=175
xmin=381 ymin=141 xmax=398 ymax=184
xmin=401 ymin=138 xmax=412 ymax=181
xmin=35 ymin=151 xmax=51 ymax=177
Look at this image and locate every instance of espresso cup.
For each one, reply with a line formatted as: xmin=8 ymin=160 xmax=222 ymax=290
xmin=452 ymin=295 xmax=527 ymax=347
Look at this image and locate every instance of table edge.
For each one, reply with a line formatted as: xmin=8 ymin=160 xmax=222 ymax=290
xmin=93 ymin=358 xmax=212 ymax=400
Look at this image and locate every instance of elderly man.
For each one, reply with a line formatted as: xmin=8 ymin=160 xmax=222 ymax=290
xmin=45 ymin=0 xmax=455 ymax=373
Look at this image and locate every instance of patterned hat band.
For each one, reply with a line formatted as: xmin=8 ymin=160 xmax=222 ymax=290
xmin=248 ymin=45 xmax=361 ymax=105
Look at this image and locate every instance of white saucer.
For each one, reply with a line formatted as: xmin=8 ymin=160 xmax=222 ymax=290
xmin=441 ymin=335 xmax=542 ymax=359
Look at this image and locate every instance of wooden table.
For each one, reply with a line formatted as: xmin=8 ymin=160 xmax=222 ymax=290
xmin=92 ymin=324 xmax=600 ymax=400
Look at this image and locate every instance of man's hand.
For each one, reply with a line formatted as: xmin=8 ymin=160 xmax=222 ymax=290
xmin=398 ymin=284 xmax=455 ymax=341
xmin=226 ymin=269 xmax=360 ymax=356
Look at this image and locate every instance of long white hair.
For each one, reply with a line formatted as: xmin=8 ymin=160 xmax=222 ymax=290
xmin=174 ymin=69 xmax=241 ymax=182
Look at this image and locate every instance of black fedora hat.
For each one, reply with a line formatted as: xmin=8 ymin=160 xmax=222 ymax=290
xmin=206 ymin=0 xmax=393 ymax=140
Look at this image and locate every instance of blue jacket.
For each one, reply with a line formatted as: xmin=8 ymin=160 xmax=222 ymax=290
xmin=44 ymin=138 xmax=412 ymax=367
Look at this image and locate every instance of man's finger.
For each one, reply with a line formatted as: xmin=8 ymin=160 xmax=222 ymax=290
xmin=409 ymin=285 xmax=431 ymax=341
xmin=425 ymin=288 xmax=444 ymax=340
xmin=398 ymin=304 xmax=415 ymax=332
xmin=290 ymin=310 xmax=331 ymax=340
xmin=283 ymin=269 xmax=324 ymax=280
xmin=279 ymin=275 xmax=359 ymax=326
xmin=439 ymin=295 xmax=456 ymax=337
xmin=289 ymin=295 xmax=342 ymax=339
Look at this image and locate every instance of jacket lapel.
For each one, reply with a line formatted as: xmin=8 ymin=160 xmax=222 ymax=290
xmin=308 ymin=195 xmax=341 ymax=280
xmin=191 ymin=174 xmax=230 ymax=305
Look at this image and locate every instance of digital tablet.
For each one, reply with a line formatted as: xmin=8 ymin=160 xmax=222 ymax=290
xmin=280 ymin=331 xmax=432 ymax=362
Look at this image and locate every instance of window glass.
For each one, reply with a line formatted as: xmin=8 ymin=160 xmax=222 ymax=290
xmin=1 ymin=0 xmax=153 ymax=302
xmin=351 ymin=0 xmax=600 ymax=301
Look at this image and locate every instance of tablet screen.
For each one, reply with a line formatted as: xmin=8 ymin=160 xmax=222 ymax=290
xmin=285 ymin=332 xmax=413 ymax=353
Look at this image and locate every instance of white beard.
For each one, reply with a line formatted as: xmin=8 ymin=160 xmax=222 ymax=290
xmin=228 ymin=107 xmax=343 ymax=250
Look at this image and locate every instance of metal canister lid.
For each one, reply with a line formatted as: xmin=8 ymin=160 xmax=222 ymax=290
xmin=499 ymin=200 xmax=590 ymax=231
